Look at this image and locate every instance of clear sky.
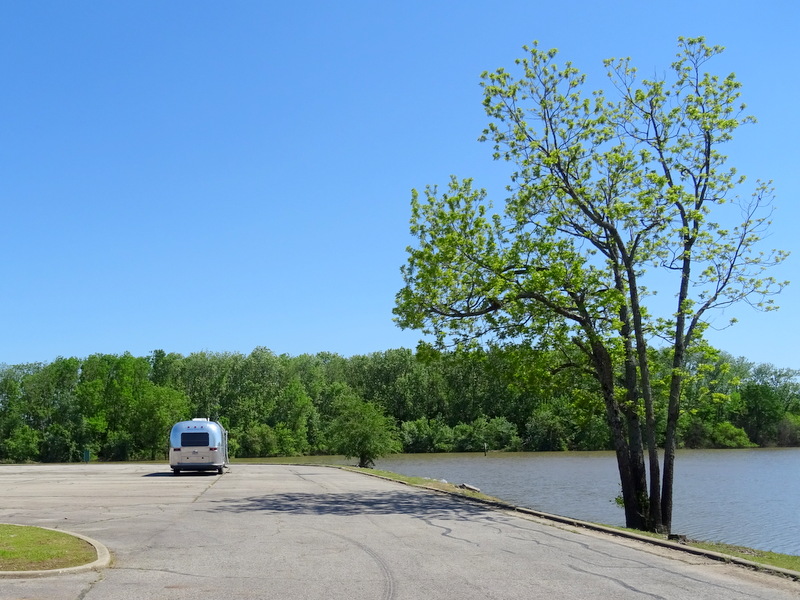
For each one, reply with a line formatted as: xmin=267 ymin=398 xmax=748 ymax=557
xmin=2 ymin=1 xmax=798 ymax=369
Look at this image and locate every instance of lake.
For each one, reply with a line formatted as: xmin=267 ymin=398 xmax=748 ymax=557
xmin=375 ymin=448 xmax=800 ymax=555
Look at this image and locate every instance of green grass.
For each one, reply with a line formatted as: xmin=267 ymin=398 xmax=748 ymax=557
xmin=0 ymin=524 xmax=97 ymax=571
xmin=600 ymin=526 xmax=800 ymax=572
xmin=686 ymin=540 xmax=800 ymax=572
xmin=344 ymin=466 xmax=509 ymax=503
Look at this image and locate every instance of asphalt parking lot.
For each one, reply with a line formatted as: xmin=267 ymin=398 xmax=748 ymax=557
xmin=0 ymin=463 xmax=797 ymax=600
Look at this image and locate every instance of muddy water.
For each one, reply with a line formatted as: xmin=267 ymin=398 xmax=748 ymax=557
xmin=376 ymin=448 xmax=800 ymax=554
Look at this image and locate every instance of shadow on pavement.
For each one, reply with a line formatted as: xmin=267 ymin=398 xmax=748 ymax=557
xmin=206 ymin=489 xmax=493 ymax=518
xmin=142 ymin=471 xmax=220 ymax=477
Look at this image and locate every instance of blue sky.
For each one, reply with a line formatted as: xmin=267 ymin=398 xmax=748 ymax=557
xmin=1 ymin=1 xmax=798 ymax=369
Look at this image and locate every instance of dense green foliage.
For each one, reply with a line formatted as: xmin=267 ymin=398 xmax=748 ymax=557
xmin=0 ymin=346 xmax=797 ymax=463
xmin=326 ymin=387 xmax=401 ymax=468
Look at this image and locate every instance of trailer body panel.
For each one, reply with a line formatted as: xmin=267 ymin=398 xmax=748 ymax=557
xmin=169 ymin=418 xmax=228 ymax=474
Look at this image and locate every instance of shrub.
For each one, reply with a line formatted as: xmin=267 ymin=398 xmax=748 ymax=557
xmin=400 ymin=418 xmax=453 ymax=453
xmin=524 ymin=406 xmax=570 ymax=451
xmin=680 ymin=417 xmax=710 ymax=449
xmin=484 ymin=416 xmax=522 ymax=451
xmin=101 ymin=430 xmax=133 ymax=461
xmin=1 ymin=424 xmax=41 ymax=463
xmin=41 ymin=423 xmax=78 ymax=462
xmin=235 ymin=423 xmax=278 ymax=457
xmin=777 ymin=414 xmax=800 ymax=447
xmin=708 ymin=422 xmax=756 ymax=448
xmin=451 ymin=416 xmax=521 ymax=452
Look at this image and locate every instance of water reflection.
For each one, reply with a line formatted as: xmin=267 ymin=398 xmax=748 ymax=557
xmin=375 ymin=448 xmax=800 ymax=555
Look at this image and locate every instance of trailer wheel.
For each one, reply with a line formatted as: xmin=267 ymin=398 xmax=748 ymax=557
xmin=217 ymin=466 xmax=224 ymax=475
xmin=172 ymin=468 xmax=181 ymax=476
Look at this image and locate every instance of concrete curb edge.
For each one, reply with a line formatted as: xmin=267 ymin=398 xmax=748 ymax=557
xmin=337 ymin=465 xmax=800 ymax=582
xmin=0 ymin=524 xmax=111 ymax=579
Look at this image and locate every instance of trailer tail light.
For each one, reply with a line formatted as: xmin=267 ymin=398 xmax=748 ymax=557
xmin=173 ymin=447 xmax=181 ymax=451
xmin=209 ymin=447 xmax=218 ymax=451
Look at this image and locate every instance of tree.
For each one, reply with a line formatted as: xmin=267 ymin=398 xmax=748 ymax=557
xmin=149 ymin=349 xmax=183 ymax=388
xmin=326 ymin=385 xmax=401 ymax=468
xmin=736 ymin=382 xmax=784 ymax=446
xmin=128 ymin=385 xmax=189 ymax=460
xmin=173 ymin=351 xmax=231 ymax=420
xmin=272 ymin=378 xmax=316 ymax=455
xmin=395 ymin=38 xmax=786 ymax=531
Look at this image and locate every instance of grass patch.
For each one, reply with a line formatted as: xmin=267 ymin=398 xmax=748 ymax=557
xmin=686 ymin=540 xmax=800 ymax=572
xmin=603 ymin=525 xmax=800 ymax=572
xmin=0 ymin=524 xmax=97 ymax=571
xmin=343 ymin=466 xmax=505 ymax=503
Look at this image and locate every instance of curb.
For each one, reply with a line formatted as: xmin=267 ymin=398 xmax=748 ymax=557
xmin=0 ymin=525 xmax=111 ymax=579
xmin=340 ymin=465 xmax=800 ymax=582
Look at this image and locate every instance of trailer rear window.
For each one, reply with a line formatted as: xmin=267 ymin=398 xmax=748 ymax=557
xmin=181 ymin=432 xmax=210 ymax=447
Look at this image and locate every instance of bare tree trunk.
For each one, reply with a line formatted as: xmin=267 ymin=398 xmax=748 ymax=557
xmin=662 ymin=233 xmax=692 ymax=534
xmin=626 ymin=270 xmax=663 ymax=531
xmin=589 ymin=339 xmax=648 ymax=530
xmin=662 ymin=342 xmax=685 ymax=533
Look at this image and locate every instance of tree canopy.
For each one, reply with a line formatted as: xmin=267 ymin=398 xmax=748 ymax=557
xmin=395 ymin=37 xmax=787 ymax=531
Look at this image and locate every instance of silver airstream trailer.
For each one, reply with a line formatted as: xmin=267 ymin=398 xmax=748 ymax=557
xmin=169 ymin=418 xmax=228 ymax=475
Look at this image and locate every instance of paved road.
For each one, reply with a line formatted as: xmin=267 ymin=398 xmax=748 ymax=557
xmin=0 ymin=464 xmax=797 ymax=599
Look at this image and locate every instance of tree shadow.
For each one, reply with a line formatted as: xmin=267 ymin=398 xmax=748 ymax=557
xmin=206 ymin=489 xmax=492 ymax=519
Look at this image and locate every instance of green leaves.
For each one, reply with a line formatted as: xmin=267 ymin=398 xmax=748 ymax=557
xmin=327 ymin=389 xmax=401 ymax=468
xmin=401 ymin=36 xmax=788 ymax=356
xmin=396 ymin=37 xmax=788 ymax=532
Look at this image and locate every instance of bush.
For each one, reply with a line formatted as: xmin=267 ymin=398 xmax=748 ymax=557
xmin=400 ymin=418 xmax=453 ymax=453
xmin=680 ymin=416 xmax=755 ymax=449
xmin=777 ymin=414 xmax=800 ymax=447
xmin=1 ymin=425 xmax=41 ymax=463
xmin=451 ymin=416 xmax=521 ymax=452
xmin=41 ymin=424 xmax=78 ymax=462
xmin=101 ymin=431 xmax=133 ymax=461
xmin=484 ymin=416 xmax=522 ymax=451
xmin=235 ymin=423 xmax=278 ymax=457
xmin=524 ymin=406 xmax=570 ymax=451
xmin=708 ymin=422 xmax=756 ymax=449
xmin=680 ymin=417 xmax=709 ymax=449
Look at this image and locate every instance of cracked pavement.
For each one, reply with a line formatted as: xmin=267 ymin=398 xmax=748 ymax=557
xmin=0 ymin=463 xmax=797 ymax=599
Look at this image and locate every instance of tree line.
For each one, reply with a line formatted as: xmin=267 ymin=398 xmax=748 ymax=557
xmin=0 ymin=345 xmax=797 ymax=464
